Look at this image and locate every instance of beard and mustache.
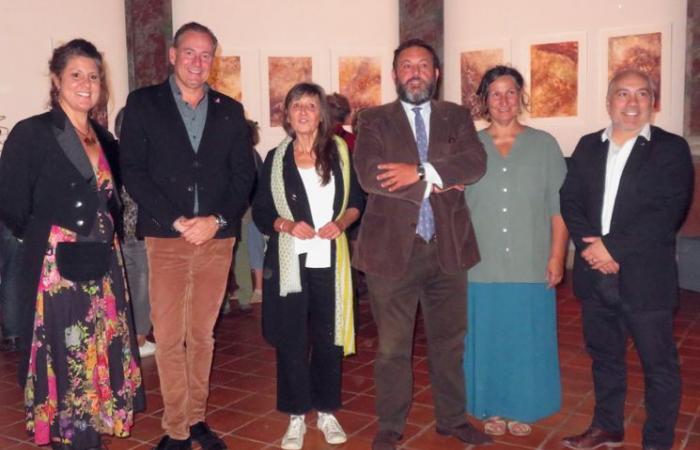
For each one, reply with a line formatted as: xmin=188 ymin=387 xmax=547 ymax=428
xmin=396 ymin=76 xmax=437 ymax=105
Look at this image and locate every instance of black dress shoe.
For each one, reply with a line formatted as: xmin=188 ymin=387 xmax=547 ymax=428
xmin=436 ymin=421 xmax=493 ymax=445
xmin=0 ymin=336 xmax=19 ymax=352
xmin=372 ymin=430 xmax=402 ymax=450
xmin=52 ymin=439 xmax=106 ymax=449
xmin=154 ymin=435 xmax=192 ymax=450
xmin=190 ymin=421 xmax=227 ymax=450
xmin=562 ymin=427 xmax=624 ymax=449
xmin=51 ymin=443 xmax=72 ymax=450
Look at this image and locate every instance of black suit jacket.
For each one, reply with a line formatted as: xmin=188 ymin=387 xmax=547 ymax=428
xmin=0 ymin=107 xmax=121 ymax=384
xmin=560 ymin=125 xmax=694 ymax=310
xmin=252 ymin=141 xmax=364 ymax=348
xmin=119 ymin=80 xmax=255 ymax=238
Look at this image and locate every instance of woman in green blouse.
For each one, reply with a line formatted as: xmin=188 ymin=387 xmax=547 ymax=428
xmin=463 ymin=66 xmax=569 ymax=437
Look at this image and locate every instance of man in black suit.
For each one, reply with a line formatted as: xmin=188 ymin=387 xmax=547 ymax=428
xmin=560 ymin=69 xmax=694 ymax=450
xmin=120 ymin=22 xmax=255 ymax=450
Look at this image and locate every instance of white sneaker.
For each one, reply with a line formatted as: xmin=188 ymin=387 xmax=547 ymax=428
xmin=250 ymin=290 xmax=263 ymax=304
xmin=281 ymin=415 xmax=306 ymax=450
xmin=139 ymin=340 xmax=156 ymax=358
xmin=317 ymin=412 xmax=347 ymax=444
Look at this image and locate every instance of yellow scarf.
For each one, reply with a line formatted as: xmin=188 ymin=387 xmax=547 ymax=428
xmin=332 ymin=136 xmax=355 ymax=356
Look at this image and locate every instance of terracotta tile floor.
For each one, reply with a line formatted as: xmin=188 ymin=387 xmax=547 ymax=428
xmin=1 ymin=278 xmax=700 ymax=449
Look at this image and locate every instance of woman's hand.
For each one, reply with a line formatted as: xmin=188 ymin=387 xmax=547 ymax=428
xmin=318 ymin=221 xmax=343 ymax=240
xmin=277 ymin=218 xmax=316 ymax=239
xmin=546 ymin=256 xmax=565 ymax=288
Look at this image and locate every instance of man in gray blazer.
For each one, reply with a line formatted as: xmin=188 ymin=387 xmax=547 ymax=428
xmin=353 ymin=39 xmax=489 ymax=450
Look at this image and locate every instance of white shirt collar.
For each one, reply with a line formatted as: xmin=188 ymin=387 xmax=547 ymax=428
xmin=601 ymin=123 xmax=651 ymax=143
xmin=400 ymin=99 xmax=431 ymax=115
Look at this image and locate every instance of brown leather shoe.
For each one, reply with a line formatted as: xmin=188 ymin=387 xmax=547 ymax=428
xmin=372 ymin=430 xmax=402 ymax=450
xmin=562 ymin=427 xmax=624 ymax=449
xmin=436 ymin=421 xmax=493 ymax=445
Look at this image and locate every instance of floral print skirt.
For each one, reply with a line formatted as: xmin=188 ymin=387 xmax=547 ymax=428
xmin=24 ymin=226 xmax=144 ymax=449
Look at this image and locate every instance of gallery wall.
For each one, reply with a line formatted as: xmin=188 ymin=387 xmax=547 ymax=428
xmin=0 ymin=1 xmax=128 ymax=137
xmin=444 ymin=0 xmax=688 ymax=155
xmin=172 ymin=0 xmax=400 ymax=152
xmin=0 ymin=1 xmax=689 ymax=158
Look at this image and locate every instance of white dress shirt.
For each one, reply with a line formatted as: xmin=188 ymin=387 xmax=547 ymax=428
xmin=399 ymin=100 xmax=443 ymax=198
xmin=600 ymin=123 xmax=651 ymax=235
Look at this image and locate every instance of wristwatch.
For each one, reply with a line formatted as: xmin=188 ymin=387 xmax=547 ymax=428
xmin=417 ymin=163 xmax=426 ymax=181
xmin=214 ymin=214 xmax=228 ymax=229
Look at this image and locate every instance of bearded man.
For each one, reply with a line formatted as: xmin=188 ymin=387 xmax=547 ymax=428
xmin=352 ymin=39 xmax=490 ymax=450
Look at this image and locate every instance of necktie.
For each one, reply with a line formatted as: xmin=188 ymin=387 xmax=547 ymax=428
xmin=413 ymin=107 xmax=435 ymax=241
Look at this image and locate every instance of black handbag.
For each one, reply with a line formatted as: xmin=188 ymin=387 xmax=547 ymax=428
xmin=55 ymin=242 xmax=112 ymax=282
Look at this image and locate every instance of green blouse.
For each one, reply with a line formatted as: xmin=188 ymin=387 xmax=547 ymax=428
xmin=467 ymin=126 xmax=567 ymax=283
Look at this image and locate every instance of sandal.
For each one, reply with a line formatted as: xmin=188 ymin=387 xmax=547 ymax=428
xmin=483 ymin=417 xmax=506 ymax=436
xmin=507 ymin=421 xmax=531 ymax=436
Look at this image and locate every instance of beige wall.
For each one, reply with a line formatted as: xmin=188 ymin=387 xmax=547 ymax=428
xmin=0 ymin=1 xmax=688 ymax=157
xmin=445 ymin=0 xmax=688 ymax=155
xmin=0 ymin=1 xmax=128 ymax=135
xmin=173 ymin=0 xmax=399 ymax=152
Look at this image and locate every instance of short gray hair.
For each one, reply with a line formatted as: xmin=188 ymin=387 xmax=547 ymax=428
xmin=606 ymin=68 xmax=655 ymax=104
xmin=172 ymin=22 xmax=218 ymax=51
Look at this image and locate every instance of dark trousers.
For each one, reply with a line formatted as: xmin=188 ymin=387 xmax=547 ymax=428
xmin=581 ymin=274 xmax=680 ymax=449
xmin=366 ymin=238 xmax=468 ymax=434
xmin=276 ymin=264 xmax=343 ymax=415
xmin=121 ymin=239 xmax=151 ymax=336
xmin=0 ymin=224 xmax=22 ymax=339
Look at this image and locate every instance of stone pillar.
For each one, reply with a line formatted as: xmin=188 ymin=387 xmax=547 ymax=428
xmin=399 ymin=0 xmax=444 ymax=97
xmin=680 ymin=0 xmax=700 ymax=236
xmin=124 ymin=0 xmax=172 ymax=91
xmin=685 ymin=0 xmax=700 ymax=151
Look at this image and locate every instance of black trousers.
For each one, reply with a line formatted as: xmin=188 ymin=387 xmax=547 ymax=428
xmin=581 ymin=274 xmax=680 ymax=449
xmin=275 ymin=263 xmax=343 ymax=415
xmin=0 ymin=223 xmax=23 ymax=339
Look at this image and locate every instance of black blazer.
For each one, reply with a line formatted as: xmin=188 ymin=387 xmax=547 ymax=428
xmin=252 ymin=141 xmax=364 ymax=348
xmin=560 ymin=126 xmax=694 ymax=310
xmin=0 ymin=107 xmax=121 ymax=384
xmin=119 ymin=80 xmax=255 ymax=238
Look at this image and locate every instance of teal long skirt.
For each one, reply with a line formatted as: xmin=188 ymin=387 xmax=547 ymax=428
xmin=464 ymin=282 xmax=561 ymax=423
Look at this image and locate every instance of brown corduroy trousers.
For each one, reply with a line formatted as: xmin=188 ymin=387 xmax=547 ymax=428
xmin=145 ymin=236 xmax=235 ymax=439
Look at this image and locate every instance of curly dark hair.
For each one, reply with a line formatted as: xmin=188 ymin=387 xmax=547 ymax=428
xmin=49 ymin=38 xmax=109 ymax=116
xmin=327 ymin=93 xmax=351 ymax=126
xmin=392 ymin=38 xmax=441 ymax=71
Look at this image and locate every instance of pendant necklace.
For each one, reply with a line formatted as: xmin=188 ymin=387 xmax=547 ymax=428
xmin=74 ymin=125 xmax=97 ymax=146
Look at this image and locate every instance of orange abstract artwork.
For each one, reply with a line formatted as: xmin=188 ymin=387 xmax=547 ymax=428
xmin=208 ymin=56 xmax=242 ymax=102
xmin=608 ymin=32 xmax=661 ymax=111
xmin=460 ymin=49 xmax=503 ymax=118
xmin=530 ymin=41 xmax=578 ymax=118
xmin=268 ymin=56 xmax=312 ymax=127
xmin=338 ymin=56 xmax=381 ymax=124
